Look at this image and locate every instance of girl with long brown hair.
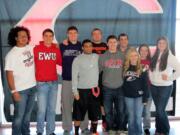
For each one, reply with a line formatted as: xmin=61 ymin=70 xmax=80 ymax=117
xmin=138 ymin=44 xmax=151 ymax=135
xmin=149 ymin=36 xmax=180 ymax=135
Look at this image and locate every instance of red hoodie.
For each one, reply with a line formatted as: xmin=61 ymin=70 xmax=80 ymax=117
xmin=34 ymin=41 xmax=62 ymax=81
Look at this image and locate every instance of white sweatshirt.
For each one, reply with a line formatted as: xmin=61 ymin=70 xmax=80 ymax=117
xmin=149 ymin=51 xmax=180 ymax=86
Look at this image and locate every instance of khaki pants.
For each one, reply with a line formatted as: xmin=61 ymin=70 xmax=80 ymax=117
xmin=61 ymin=80 xmax=89 ymax=131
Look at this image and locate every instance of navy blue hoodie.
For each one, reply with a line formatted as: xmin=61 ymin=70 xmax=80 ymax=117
xmin=123 ymin=65 xmax=149 ymax=103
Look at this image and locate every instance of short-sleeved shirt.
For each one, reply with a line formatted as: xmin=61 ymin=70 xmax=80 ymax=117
xmin=5 ymin=45 xmax=36 ymax=91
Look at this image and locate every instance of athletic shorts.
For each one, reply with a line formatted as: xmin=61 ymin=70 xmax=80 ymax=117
xmin=73 ymin=88 xmax=101 ymax=121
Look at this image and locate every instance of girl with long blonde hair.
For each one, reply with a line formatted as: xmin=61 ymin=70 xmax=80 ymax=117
xmin=123 ymin=47 xmax=149 ymax=135
xmin=123 ymin=47 xmax=142 ymax=77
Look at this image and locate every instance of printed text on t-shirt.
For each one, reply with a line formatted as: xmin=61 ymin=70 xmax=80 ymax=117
xmin=23 ymin=50 xmax=34 ymax=67
xmin=104 ymin=59 xmax=123 ymax=68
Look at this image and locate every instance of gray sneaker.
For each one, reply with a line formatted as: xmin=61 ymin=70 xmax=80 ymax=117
xmin=81 ymin=128 xmax=91 ymax=135
xmin=120 ymin=132 xmax=127 ymax=135
xmin=116 ymin=130 xmax=122 ymax=135
xmin=115 ymin=130 xmax=127 ymax=135
xmin=108 ymin=130 xmax=116 ymax=135
xmin=122 ymin=130 xmax=128 ymax=135
xmin=63 ymin=130 xmax=71 ymax=135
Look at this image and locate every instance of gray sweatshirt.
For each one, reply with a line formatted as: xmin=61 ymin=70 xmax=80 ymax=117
xmin=99 ymin=51 xmax=124 ymax=89
xmin=72 ymin=53 xmax=99 ymax=95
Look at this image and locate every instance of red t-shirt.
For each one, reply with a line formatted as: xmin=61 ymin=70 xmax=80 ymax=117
xmin=34 ymin=41 xmax=62 ymax=81
xmin=141 ymin=59 xmax=150 ymax=69
xmin=141 ymin=59 xmax=151 ymax=85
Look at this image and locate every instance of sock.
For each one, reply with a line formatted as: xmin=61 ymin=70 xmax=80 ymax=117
xmin=91 ymin=122 xmax=98 ymax=133
xmin=102 ymin=115 xmax=106 ymax=122
xmin=75 ymin=126 xmax=80 ymax=135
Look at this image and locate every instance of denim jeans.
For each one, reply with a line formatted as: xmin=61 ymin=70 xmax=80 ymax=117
xmin=125 ymin=97 xmax=143 ymax=135
xmin=36 ymin=81 xmax=58 ymax=135
xmin=142 ymin=98 xmax=152 ymax=130
xmin=122 ymin=96 xmax=128 ymax=131
xmin=151 ymin=85 xmax=173 ymax=135
xmin=103 ymin=86 xmax=124 ymax=131
xmin=12 ymin=86 xmax=36 ymax=135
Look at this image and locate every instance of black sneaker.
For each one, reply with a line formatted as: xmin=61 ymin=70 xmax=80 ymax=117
xmin=144 ymin=129 xmax=150 ymax=135
xmin=37 ymin=133 xmax=42 ymax=135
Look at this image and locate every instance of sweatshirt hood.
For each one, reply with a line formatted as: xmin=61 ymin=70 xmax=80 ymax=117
xmin=38 ymin=41 xmax=57 ymax=49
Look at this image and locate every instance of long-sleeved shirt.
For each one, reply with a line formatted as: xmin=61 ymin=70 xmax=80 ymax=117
xmin=149 ymin=51 xmax=180 ymax=86
xmin=60 ymin=41 xmax=82 ymax=81
xmin=72 ymin=53 xmax=99 ymax=95
xmin=99 ymin=51 xmax=124 ymax=89
xmin=34 ymin=41 xmax=62 ymax=81
xmin=123 ymin=65 xmax=149 ymax=103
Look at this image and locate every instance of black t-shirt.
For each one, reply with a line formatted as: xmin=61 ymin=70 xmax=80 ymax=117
xmin=92 ymin=42 xmax=108 ymax=54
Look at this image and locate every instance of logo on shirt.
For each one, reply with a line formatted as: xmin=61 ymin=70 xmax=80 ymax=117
xmin=63 ymin=50 xmax=81 ymax=57
xmin=138 ymin=90 xmax=143 ymax=95
xmin=93 ymin=47 xmax=107 ymax=54
xmin=125 ymin=71 xmax=139 ymax=81
xmin=104 ymin=59 xmax=123 ymax=68
xmin=38 ymin=52 xmax=56 ymax=60
xmin=23 ymin=50 xmax=33 ymax=67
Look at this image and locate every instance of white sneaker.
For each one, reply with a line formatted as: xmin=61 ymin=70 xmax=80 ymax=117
xmin=120 ymin=133 xmax=126 ymax=135
xmin=122 ymin=131 xmax=128 ymax=135
xmin=116 ymin=130 xmax=124 ymax=135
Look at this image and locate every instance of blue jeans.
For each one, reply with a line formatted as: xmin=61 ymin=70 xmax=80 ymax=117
xmin=12 ymin=86 xmax=36 ymax=135
xmin=36 ymin=81 xmax=58 ymax=135
xmin=103 ymin=86 xmax=124 ymax=131
xmin=125 ymin=97 xmax=143 ymax=135
xmin=142 ymin=98 xmax=152 ymax=130
xmin=151 ymin=85 xmax=173 ymax=135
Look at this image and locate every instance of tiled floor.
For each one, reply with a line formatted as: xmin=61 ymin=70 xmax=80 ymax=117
xmin=1 ymin=120 xmax=180 ymax=135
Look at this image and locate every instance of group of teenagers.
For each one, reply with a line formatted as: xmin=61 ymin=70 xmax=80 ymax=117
xmin=4 ymin=25 xmax=180 ymax=135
